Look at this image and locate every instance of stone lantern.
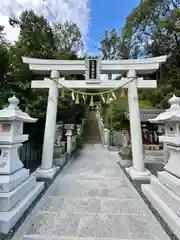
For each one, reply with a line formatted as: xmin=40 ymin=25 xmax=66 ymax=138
xmin=142 ymin=95 xmax=180 ymax=239
xmin=149 ymin=95 xmax=180 ymax=176
xmin=0 ymin=96 xmax=44 ymax=234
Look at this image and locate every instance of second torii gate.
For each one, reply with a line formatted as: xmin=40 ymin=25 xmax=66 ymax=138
xmin=22 ymin=56 xmax=167 ymax=180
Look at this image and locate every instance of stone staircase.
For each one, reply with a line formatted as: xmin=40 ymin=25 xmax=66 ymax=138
xmin=83 ymin=111 xmax=103 ymax=144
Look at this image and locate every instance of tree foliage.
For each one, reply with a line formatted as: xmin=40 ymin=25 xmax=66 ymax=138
xmin=99 ymin=29 xmax=130 ymax=60
xmin=0 ymin=45 xmax=11 ymax=87
xmin=0 ymin=26 xmax=10 ymax=87
xmin=0 ymin=10 xmax=85 ymax=125
xmin=98 ymin=0 xmax=180 ymax=127
xmin=105 ymin=92 xmax=153 ymax=130
xmin=124 ymin=0 xmax=180 ymax=57
xmin=1 ymin=2 xmax=180 ymax=137
xmin=0 ymin=10 xmax=87 ymax=147
xmin=53 ymin=21 xmax=83 ymax=53
xmin=119 ymin=0 xmax=180 ymax=108
xmin=10 ymin=10 xmax=56 ymax=59
xmin=0 ymin=25 xmax=6 ymax=44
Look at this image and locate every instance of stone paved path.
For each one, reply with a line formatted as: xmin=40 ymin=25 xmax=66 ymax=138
xmin=13 ymin=144 xmax=170 ymax=240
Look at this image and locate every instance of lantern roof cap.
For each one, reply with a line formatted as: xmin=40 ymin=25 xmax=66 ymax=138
xmin=0 ymin=95 xmax=37 ymax=122
xmin=149 ymin=95 xmax=180 ymax=123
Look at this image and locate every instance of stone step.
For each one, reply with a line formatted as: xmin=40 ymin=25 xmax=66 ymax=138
xmin=150 ymin=175 xmax=180 ymax=217
xmin=0 ymin=182 xmax=44 ymax=234
xmin=142 ymin=183 xmax=180 ymax=239
xmin=0 ymin=168 xmax=29 ymax=193
xmin=83 ymin=113 xmax=103 ymax=144
xmin=85 ymin=139 xmax=102 ymax=144
xmin=158 ymin=171 xmax=180 ymax=197
xmin=0 ymin=175 xmax=36 ymax=212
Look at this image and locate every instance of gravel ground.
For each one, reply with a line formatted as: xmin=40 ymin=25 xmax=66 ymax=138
xmin=118 ymin=162 xmax=179 ymax=240
xmin=1 ymin=147 xmax=176 ymax=240
xmin=12 ymin=144 xmax=170 ymax=240
xmin=0 ymin=177 xmax=54 ymax=240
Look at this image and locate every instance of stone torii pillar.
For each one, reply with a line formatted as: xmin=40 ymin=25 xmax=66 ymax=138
xmin=126 ymin=69 xmax=150 ymax=180
xmin=35 ymin=70 xmax=60 ymax=179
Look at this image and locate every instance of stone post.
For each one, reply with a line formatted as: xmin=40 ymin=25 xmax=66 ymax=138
xmin=66 ymin=129 xmax=73 ymax=155
xmin=126 ymin=69 xmax=150 ymax=180
xmin=35 ymin=70 xmax=60 ymax=179
xmin=104 ymin=128 xmax=110 ymax=146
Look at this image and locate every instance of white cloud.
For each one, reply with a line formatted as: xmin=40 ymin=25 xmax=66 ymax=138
xmin=0 ymin=0 xmax=90 ymax=48
xmin=1 ymin=15 xmax=20 ymax=43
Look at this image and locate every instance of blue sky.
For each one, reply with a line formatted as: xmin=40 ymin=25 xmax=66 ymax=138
xmin=0 ymin=0 xmax=141 ymax=51
xmin=87 ymin=0 xmax=141 ymax=54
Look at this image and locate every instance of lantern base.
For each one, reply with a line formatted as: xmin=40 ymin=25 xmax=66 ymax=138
xmin=0 ymin=182 xmax=44 ymax=234
xmin=142 ymin=173 xmax=180 ymax=239
xmin=164 ymin=145 xmax=180 ymax=178
xmin=0 ymin=168 xmax=29 ymax=193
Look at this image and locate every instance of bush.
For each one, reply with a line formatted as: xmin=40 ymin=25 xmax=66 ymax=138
xmin=75 ymin=135 xmax=84 ymax=149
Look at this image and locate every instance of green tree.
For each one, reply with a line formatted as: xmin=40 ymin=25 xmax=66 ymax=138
xmin=124 ymin=0 xmax=180 ymax=57
xmin=2 ymin=10 xmax=59 ymax=115
xmin=0 ymin=25 xmax=11 ymax=88
xmin=53 ymin=21 xmax=83 ymax=53
xmin=9 ymin=10 xmax=56 ymax=59
xmin=105 ymin=92 xmax=153 ymax=130
xmin=0 ymin=11 xmax=56 ymax=114
xmin=99 ymin=29 xmax=131 ymax=81
xmin=6 ymin=10 xmax=86 ymax=123
xmin=0 ymin=11 xmax=86 ymax=147
xmin=99 ymin=29 xmax=130 ymax=60
xmin=0 ymin=25 xmax=6 ymax=44
xmin=123 ymin=0 xmax=180 ymax=107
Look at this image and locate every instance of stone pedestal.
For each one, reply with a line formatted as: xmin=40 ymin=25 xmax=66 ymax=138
xmin=0 ymin=96 xmax=44 ymax=234
xmin=54 ymin=155 xmax=66 ymax=167
xmin=34 ymin=166 xmax=60 ymax=179
xmin=119 ymin=146 xmax=133 ymax=167
xmin=54 ymin=145 xmax=63 ymax=158
xmin=126 ymin=166 xmax=150 ymax=180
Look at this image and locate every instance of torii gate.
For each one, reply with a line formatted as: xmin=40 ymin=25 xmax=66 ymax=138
xmin=22 ymin=56 xmax=167 ymax=180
